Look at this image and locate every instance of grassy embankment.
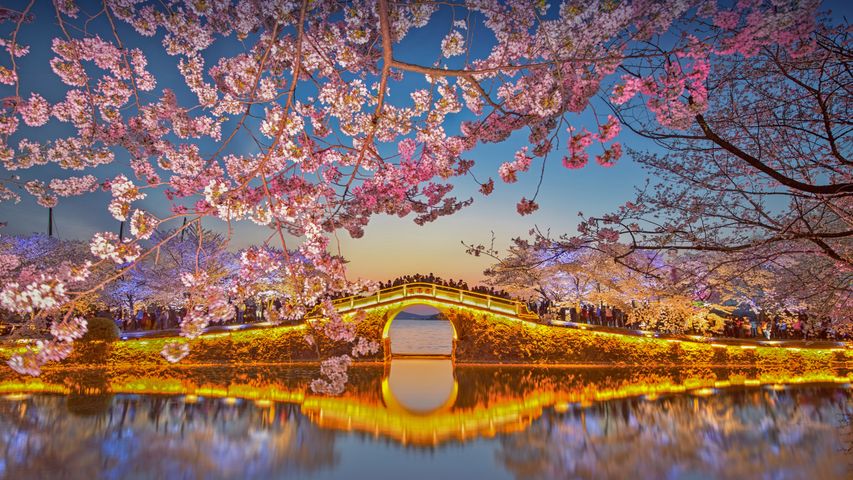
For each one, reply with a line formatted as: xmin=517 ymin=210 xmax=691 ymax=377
xmin=0 ymin=307 xmax=848 ymax=368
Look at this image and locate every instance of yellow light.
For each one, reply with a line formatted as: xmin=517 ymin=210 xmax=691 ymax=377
xmin=3 ymin=393 xmax=30 ymax=400
xmin=691 ymin=388 xmax=715 ymax=396
xmin=183 ymin=394 xmax=199 ymax=403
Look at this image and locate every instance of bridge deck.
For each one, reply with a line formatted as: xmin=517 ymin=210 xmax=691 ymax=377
xmin=315 ymin=282 xmax=539 ymax=321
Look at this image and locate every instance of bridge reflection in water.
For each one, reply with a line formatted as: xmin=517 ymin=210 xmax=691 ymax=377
xmin=0 ymin=362 xmax=850 ymax=478
xmin=0 ymin=361 xmax=850 ymax=448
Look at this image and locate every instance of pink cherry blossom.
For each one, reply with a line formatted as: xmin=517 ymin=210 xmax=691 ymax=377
xmin=129 ymin=209 xmax=157 ymax=240
xmin=49 ymin=175 xmax=99 ymax=197
xmin=89 ymin=232 xmax=141 ymax=264
xmin=516 ymin=197 xmax=539 ymax=216
xmin=18 ymin=93 xmax=51 ymax=127
xmin=161 ymin=341 xmax=190 ymax=363
xmin=441 ymin=30 xmax=465 ymax=57
xmin=50 ymin=316 xmax=88 ymax=342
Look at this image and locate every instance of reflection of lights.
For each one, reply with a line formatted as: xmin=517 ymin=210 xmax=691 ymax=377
xmin=0 ymin=366 xmax=849 ymax=447
xmin=3 ymin=393 xmax=30 ymax=400
xmin=384 ymin=360 xmax=457 ymax=414
xmin=691 ymin=388 xmax=716 ymax=396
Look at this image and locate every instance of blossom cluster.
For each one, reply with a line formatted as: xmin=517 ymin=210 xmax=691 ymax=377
xmin=310 ymin=355 xmax=353 ymax=396
xmin=0 ymin=275 xmax=68 ymax=313
xmin=89 ymin=232 xmax=142 ymax=264
xmin=129 ymin=209 xmax=157 ymax=240
xmin=107 ymin=175 xmax=146 ymax=221
xmin=498 ymin=147 xmax=533 ymax=184
xmin=49 ymin=175 xmax=99 ymax=197
xmin=49 ymin=316 xmax=88 ymax=342
xmin=8 ymin=340 xmax=74 ymax=376
xmin=161 ymin=341 xmax=191 ymax=363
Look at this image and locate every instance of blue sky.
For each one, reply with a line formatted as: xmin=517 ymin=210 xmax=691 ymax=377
xmin=1 ymin=0 xmax=847 ymax=284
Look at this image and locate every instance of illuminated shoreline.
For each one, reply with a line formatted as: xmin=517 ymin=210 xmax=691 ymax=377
xmin=0 ymin=363 xmax=849 ymax=447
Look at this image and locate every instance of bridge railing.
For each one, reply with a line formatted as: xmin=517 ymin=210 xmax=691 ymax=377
xmin=325 ymin=282 xmax=537 ymax=320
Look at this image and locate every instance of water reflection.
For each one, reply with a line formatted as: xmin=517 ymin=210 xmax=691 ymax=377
xmin=0 ymin=362 xmax=850 ymax=479
xmin=384 ymin=359 xmax=457 ymax=414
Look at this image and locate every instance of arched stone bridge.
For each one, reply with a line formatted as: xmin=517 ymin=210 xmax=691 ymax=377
xmin=315 ymin=282 xmax=539 ymax=360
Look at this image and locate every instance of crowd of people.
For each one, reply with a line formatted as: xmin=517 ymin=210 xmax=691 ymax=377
xmin=721 ymin=314 xmax=843 ymax=340
xmin=111 ymin=298 xmax=285 ymax=332
xmin=375 ymin=273 xmax=513 ymax=300
xmin=554 ymin=304 xmax=630 ymax=328
xmin=549 ymin=304 xmax=847 ymax=341
xmin=46 ymin=276 xmax=845 ymax=343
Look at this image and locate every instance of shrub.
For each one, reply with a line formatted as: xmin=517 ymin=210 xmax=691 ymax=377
xmin=80 ymin=316 xmax=120 ymax=342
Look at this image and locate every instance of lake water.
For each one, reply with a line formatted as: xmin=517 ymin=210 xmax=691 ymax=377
xmin=0 ymin=362 xmax=850 ymax=479
xmin=388 ymin=319 xmax=453 ymax=355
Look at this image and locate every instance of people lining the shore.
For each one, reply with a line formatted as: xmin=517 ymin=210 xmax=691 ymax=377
xmin=25 ymin=273 xmax=846 ymax=343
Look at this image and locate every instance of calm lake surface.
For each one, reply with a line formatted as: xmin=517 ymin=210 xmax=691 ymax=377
xmin=388 ymin=319 xmax=453 ymax=355
xmin=0 ymin=361 xmax=850 ymax=480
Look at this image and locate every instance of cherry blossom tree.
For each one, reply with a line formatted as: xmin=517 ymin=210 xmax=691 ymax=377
xmin=571 ymin=20 xmax=851 ymax=327
xmin=0 ymin=0 xmax=827 ymax=374
xmin=99 ymin=227 xmax=235 ymax=316
xmin=479 ymin=236 xmax=661 ymax=307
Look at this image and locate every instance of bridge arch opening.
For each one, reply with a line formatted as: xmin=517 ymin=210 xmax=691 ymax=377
xmin=382 ymin=304 xmax=457 ymax=359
